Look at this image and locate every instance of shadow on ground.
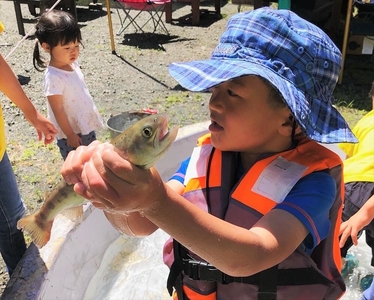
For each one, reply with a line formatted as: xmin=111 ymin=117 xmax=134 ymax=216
xmin=170 ymin=9 xmax=224 ymax=28
xmin=120 ymin=33 xmax=193 ymax=50
xmin=76 ymin=6 xmax=108 ymax=22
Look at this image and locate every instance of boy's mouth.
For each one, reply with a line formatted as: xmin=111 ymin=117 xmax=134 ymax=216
xmin=209 ymin=120 xmax=224 ymax=131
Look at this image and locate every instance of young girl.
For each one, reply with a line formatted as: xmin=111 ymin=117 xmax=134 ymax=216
xmin=33 ymin=9 xmax=104 ymax=160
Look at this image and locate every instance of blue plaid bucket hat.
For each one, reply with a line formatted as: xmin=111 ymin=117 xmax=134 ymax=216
xmin=169 ymin=8 xmax=357 ymax=143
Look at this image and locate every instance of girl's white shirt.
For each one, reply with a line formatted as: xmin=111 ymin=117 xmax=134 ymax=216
xmin=43 ymin=61 xmax=104 ymax=139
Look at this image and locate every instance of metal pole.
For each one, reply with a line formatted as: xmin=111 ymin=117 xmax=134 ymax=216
xmin=338 ymin=0 xmax=353 ymax=85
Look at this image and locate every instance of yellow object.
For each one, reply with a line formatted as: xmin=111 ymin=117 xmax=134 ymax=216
xmin=339 ymin=110 xmax=374 ymax=183
xmin=0 ymin=21 xmax=4 ymax=33
xmin=0 ymin=106 xmax=6 ymax=161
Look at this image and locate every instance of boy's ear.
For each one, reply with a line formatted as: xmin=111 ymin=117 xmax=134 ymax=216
xmin=279 ymin=114 xmax=301 ymax=137
xmin=41 ymin=42 xmax=50 ymax=52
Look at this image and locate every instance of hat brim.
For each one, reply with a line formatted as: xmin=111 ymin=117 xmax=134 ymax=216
xmin=169 ymin=58 xmax=357 ymax=144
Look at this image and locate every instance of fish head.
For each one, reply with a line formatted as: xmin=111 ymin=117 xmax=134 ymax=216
xmin=110 ymin=114 xmax=178 ymax=169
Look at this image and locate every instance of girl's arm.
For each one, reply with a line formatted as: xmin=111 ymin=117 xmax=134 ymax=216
xmin=47 ymin=94 xmax=81 ymax=147
xmin=340 ymin=194 xmax=374 ymax=247
xmin=0 ymin=54 xmax=57 ymax=144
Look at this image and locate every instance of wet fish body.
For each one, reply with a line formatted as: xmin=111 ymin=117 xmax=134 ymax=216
xmin=17 ymin=114 xmax=178 ymax=248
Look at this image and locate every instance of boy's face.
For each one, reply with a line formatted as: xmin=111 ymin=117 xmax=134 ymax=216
xmin=208 ymin=75 xmax=293 ymax=155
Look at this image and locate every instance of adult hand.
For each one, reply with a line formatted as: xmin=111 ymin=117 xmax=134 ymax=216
xmin=61 ymin=140 xmax=101 ymax=185
xmin=61 ymin=141 xmax=166 ymax=214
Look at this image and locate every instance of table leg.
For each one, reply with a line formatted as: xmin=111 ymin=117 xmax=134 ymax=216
xmin=215 ymin=0 xmax=220 ymax=15
xmin=68 ymin=0 xmax=77 ymax=20
xmin=13 ymin=0 xmax=25 ymax=36
xmin=191 ymin=0 xmax=199 ymax=25
xmin=165 ymin=1 xmax=172 ymax=23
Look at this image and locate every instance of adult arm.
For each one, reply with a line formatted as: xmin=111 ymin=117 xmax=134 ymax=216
xmin=0 ymin=54 xmax=57 ymax=144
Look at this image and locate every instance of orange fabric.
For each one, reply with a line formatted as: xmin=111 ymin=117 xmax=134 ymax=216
xmin=184 ymin=176 xmax=207 ymax=193
xmin=172 ymin=286 xmax=216 ymax=300
xmin=183 ymin=285 xmax=217 ymax=300
xmin=172 ymin=134 xmax=345 ymax=298
xmin=333 ymin=183 xmax=345 ymax=273
xmin=231 ymin=138 xmax=342 ymax=215
xmin=195 ymin=135 xmax=343 ymax=216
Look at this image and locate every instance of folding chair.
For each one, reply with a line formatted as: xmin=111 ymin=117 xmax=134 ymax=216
xmin=113 ymin=0 xmax=170 ymax=35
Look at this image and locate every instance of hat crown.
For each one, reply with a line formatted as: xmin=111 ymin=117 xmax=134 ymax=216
xmin=168 ymin=8 xmax=357 ymax=143
xmin=212 ymin=8 xmax=342 ymax=100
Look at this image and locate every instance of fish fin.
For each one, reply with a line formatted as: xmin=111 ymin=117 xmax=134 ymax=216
xmin=17 ymin=213 xmax=52 ymax=248
xmin=60 ymin=205 xmax=84 ymax=221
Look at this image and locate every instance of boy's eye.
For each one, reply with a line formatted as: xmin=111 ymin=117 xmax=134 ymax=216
xmin=228 ymin=89 xmax=237 ymax=96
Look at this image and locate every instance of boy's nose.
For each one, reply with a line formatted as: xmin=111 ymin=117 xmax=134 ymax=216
xmin=209 ymin=92 xmax=224 ymax=112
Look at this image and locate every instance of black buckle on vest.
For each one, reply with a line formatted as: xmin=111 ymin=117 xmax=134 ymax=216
xmin=183 ymin=260 xmax=235 ymax=284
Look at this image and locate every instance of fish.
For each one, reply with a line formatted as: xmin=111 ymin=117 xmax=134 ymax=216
xmin=17 ymin=114 xmax=179 ymax=248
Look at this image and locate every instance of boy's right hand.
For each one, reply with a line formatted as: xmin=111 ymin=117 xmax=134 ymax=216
xmin=66 ymin=133 xmax=82 ymax=148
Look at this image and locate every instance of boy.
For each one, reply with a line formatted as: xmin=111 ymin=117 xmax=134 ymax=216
xmin=339 ymin=82 xmax=374 ymax=296
xmin=61 ymin=8 xmax=357 ymax=299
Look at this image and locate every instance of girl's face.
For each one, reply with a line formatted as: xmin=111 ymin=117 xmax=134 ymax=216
xmin=208 ymin=75 xmax=293 ymax=157
xmin=48 ymin=41 xmax=80 ymax=69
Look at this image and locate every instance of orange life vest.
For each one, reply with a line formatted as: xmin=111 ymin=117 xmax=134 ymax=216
xmin=165 ymin=134 xmax=345 ymax=300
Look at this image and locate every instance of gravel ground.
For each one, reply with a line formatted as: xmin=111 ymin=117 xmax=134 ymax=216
xmin=0 ymin=0 xmax=242 ymax=296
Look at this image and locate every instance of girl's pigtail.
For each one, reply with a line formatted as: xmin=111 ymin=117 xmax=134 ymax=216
xmin=33 ymin=40 xmax=46 ymax=72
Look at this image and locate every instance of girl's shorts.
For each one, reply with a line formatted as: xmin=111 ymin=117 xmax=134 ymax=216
xmin=342 ymin=181 xmax=374 ymax=232
xmin=57 ymin=131 xmax=97 ymax=160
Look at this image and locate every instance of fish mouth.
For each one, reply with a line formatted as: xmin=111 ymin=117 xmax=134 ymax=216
xmin=156 ymin=117 xmax=178 ymax=147
xmin=159 ymin=117 xmax=169 ymax=141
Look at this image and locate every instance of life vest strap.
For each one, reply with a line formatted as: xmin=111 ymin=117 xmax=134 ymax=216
xmin=181 ymin=259 xmax=332 ymax=286
xmin=258 ymin=265 xmax=277 ymax=300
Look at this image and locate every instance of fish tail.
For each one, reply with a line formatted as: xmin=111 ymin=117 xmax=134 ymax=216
xmin=17 ymin=213 xmax=52 ymax=248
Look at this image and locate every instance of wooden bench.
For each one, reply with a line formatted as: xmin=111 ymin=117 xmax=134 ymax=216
xmin=12 ymin=0 xmax=77 ymax=36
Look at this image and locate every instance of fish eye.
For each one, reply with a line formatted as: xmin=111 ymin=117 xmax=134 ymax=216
xmin=142 ymin=126 xmax=153 ymax=137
